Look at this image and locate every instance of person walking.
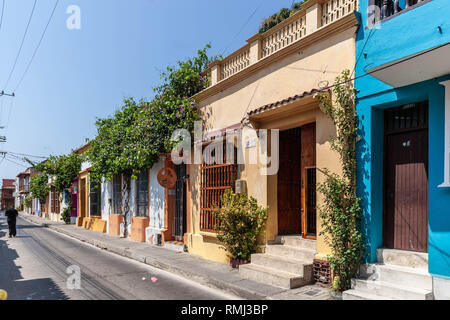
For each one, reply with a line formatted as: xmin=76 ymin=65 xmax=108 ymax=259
xmin=5 ymin=207 xmax=19 ymax=238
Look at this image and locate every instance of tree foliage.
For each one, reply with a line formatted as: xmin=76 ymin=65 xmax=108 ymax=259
xmin=34 ymin=153 xmax=84 ymax=193
xmin=316 ymin=70 xmax=364 ymax=293
xmin=86 ymin=45 xmax=217 ymax=237
xmin=29 ymin=173 xmax=50 ymax=204
xmin=87 ymin=45 xmax=216 ymax=184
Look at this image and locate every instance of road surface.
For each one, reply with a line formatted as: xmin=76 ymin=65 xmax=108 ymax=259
xmin=0 ymin=212 xmax=236 ymax=300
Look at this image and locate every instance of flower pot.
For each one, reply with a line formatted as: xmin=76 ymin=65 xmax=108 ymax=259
xmin=230 ymin=258 xmax=248 ymax=269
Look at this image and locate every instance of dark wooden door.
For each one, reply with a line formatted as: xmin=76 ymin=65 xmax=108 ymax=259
xmin=301 ymin=123 xmax=317 ymax=238
xmin=278 ymin=128 xmax=302 ymax=235
xmin=173 ymin=164 xmax=187 ymax=240
xmin=384 ymin=103 xmax=428 ymax=252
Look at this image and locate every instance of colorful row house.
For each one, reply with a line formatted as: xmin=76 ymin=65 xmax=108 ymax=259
xmin=72 ymin=144 xmax=185 ymax=248
xmin=187 ymin=0 xmax=359 ymax=288
xmin=342 ymin=0 xmax=450 ymax=300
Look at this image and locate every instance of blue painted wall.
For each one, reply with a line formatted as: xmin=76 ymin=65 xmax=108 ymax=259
xmin=356 ymin=0 xmax=450 ymax=278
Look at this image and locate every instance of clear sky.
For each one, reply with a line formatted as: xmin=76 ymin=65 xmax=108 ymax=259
xmin=0 ymin=0 xmax=296 ymax=180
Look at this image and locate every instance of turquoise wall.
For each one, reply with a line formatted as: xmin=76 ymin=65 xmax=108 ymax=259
xmin=356 ymin=0 xmax=450 ymax=278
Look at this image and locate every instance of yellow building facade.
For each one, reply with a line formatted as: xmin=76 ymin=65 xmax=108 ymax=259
xmin=186 ymin=0 xmax=359 ymax=267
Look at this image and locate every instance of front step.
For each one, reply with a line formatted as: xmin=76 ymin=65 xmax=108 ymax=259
xmin=239 ymin=263 xmax=312 ymax=289
xmin=274 ymin=235 xmax=317 ymax=250
xmin=251 ymin=253 xmax=312 ymax=276
xmin=377 ymin=249 xmax=428 ymax=270
xmin=342 ymin=289 xmax=394 ymax=300
xmin=265 ymin=244 xmax=316 ymax=261
xmin=351 ymin=279 xmax=433 ymax=300
xmin=360 ymin=263 xmax=432 ymax=291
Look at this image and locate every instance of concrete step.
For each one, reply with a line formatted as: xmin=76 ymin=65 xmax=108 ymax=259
xmin=239 ymin=263 xmax=312 ymax=289
xmin=360 ymin=263 xmax=432 ymax=291
xmin=274 ymin=235 xmax=317 ymax=250
xmin=250 ymin=253 xmax=313 ymax=277
xmin=351 ymin=278 xmax=433 ymax=300
xmin=342 ymin=289 xmax=394 ymax=300
xmin=265 ymin=244 xmax=316 ymax=261
xmin=377 ymin=249 xmax=428 ymax=270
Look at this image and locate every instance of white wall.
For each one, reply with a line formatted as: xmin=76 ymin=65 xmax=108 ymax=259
xmin=149 ymin=158 xmax=165 ymax=230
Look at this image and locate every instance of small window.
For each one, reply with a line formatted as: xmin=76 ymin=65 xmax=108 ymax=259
xmin=112 ymin=174 xmax=122 ymax=214
xmin=136 ymin=170 xmax=149 ymax=217
xmin=89 ymin=179 xmax=101 ymax=216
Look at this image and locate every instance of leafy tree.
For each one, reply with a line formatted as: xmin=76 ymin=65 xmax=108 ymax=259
xmin=29 ymin=173 xmax=50 ymax=205
xmin=87 ymin=45 xmax=217 ymax=237
xmin=35 ymin=153 xmax=84 ymax=193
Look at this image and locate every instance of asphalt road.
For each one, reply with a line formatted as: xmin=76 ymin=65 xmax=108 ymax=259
xmin=0 ymin=212 xmax=236 ymax=300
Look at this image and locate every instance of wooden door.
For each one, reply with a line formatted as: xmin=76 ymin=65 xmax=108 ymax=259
xmin=173 ymin=164 xmax=187 ymax=241
xmin=79 ymin=177 xmax=87 ymax=218
xmin=278 ymin=127 xmax=302 ymax=235
xmin=301 ymin=123 xmax=316 ymax=238
xmin=384 ymin=103 xmax=428 ymax=252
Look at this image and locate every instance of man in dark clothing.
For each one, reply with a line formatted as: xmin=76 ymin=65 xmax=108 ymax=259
xmin=5 ymin=208 xmax=18 ymax=238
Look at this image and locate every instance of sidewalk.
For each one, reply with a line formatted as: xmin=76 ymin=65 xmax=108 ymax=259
xmin=20 ymin=212 xmax=333 ymax=300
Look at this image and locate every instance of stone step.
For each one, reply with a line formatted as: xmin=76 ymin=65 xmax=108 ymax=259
xmin=265 ymin=244 xmax=316 ymax=261
xmin=377 ymin=249 xmax=428 ymax=270
xmin=342 ymin=289 xmax=394 ymax=300
xmin=274 ymin=235 xmax=317 ymax=250
xmin=351 ymin=279 xmax=433 ymax=300
xmin=239 ymin=263 xmax=312 ymax=289
xmin=250 ymin=253 xmax=313 ymax=277
xmin=360 ymin=263 xmax=432 ymax=291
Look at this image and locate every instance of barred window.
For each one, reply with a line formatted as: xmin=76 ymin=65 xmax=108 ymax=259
xmin=89 ymin=179 xmax=101 ymax=216
xmin=136 ymin=170 xmax=149 ymax=217
xmin=112 ymin=174 xmax=122 ymax=214
xmin=200 ymin=142 xmax=237 ymax=232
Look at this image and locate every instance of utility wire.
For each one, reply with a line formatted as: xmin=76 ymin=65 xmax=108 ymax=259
xmin=221 ymin=0 xmax=266 ymax=57
xmin=4 ymin=151 xmax=47 ymax=159
xmin=4 ymin=156 xmax=28 ymax=168
xmin=0 ymin=0 xmax=5 ymax=35
xmin=13 ymin=0 xmax=59 ymax=93
xmin=3 ymin=0 xmax=37 ymax=91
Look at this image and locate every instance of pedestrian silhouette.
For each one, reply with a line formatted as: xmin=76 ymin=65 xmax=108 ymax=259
xmin=5 ymin=207 xmax=19 ymax=238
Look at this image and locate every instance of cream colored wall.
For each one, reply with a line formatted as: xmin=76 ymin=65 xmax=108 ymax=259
xmin=189 ymin=27 xmax=357 ymax=263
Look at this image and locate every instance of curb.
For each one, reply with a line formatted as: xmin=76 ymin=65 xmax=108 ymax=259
xmin=20 ymin=214 xmax=267 ymax=300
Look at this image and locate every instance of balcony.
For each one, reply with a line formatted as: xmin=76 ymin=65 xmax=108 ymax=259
xmin=372 ymin=0 xmax=430 ymax=23
xmin=19 ymin=184 xmax=29 ymax=193
xmin=199 ymin=0 xmax=358 ymax=99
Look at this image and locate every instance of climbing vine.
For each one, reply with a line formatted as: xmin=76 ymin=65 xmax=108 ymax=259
xmin=315 ymin=69 xmax=364 ymax=293
xmin=87 ymin=45 xmax=217 ymax=237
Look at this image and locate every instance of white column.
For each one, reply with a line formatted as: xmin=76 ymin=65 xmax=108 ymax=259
xmin=439 ymin=80 xmax=450 ymax=187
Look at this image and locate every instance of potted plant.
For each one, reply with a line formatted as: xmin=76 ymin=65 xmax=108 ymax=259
xmin=214 ymin=189 xmax=268 ymax=269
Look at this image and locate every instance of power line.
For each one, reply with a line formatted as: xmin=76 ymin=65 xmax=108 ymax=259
xmin=3 ymin=0 xmax=37 ymax=91
xmin=13 ymin=0 xmax=59 ymax=93
xmin=4 ymin=151 xmax=47 ymax=159
xmin=0 ymin=0 xmax=5 ymax=35
xmin=221 ymin=0 xmax=266 ymax=57
xmin=3 ymin=156 xmax=28 ymax=168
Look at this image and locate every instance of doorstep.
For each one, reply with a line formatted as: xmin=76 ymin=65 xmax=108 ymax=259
xmin=19 ymin=212 xmax=332 ymax=300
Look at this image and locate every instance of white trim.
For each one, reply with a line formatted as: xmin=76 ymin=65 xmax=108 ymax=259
xmin=439 ymin=80 xmax=450 ymax=188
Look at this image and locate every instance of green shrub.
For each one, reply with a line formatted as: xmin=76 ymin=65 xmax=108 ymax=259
xmin=214 ymin=189 xmax=268 ymax=261
xmin=61 ymin=200 xmax=72 ymax=225
xmin=258 ymin=1 xmax=309 ymax=34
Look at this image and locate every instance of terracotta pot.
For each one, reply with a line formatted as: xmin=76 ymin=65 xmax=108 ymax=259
xmin=230 ymin=258 xmax=248 ymax=269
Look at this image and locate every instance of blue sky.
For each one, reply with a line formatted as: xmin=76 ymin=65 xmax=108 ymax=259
xmin=0 ymin=0 xmax=296 ymax=179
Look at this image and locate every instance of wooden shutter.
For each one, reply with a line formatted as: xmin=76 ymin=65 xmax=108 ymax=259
xmin=136 ymin=170 xmax=149 ymax=217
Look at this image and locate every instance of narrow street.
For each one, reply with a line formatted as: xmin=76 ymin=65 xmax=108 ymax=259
xmin=0 ymin=212 xmax=236 ymax=300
